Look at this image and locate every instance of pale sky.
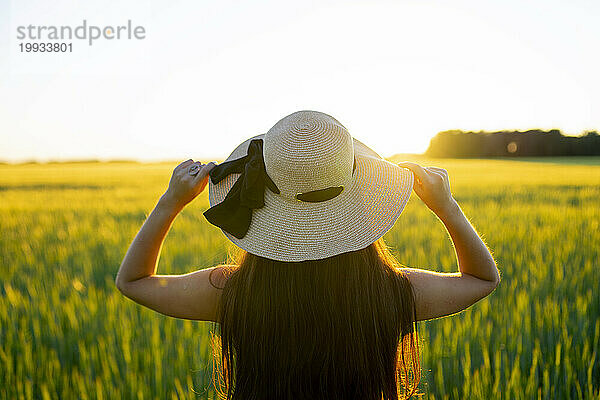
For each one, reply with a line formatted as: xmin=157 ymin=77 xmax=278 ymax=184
xmin=1 ymin=0 xmax=598 ymax=162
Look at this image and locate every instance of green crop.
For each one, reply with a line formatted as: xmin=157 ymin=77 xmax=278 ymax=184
xmin=1 ymin=157 xmax=599 ymax=399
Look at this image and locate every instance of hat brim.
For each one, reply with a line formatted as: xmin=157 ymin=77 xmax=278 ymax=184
xmin=208 ymin=133 xmax=414 ymax=262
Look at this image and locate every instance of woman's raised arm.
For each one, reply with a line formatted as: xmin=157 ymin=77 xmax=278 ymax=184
xmin=115 ymin=160 xmax=223 ymax=321
xmin=397 ymin=162 xmax=500 ymax=321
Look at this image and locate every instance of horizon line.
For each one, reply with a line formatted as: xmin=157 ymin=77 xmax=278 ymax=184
xmin=0 ymin=152 xmax=426 ymax=165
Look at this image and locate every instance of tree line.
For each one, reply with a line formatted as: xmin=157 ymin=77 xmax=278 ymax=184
xmin=425 ymin=129 xmax=600 ymax=157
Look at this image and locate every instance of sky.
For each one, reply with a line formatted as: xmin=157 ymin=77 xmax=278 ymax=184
xmin=0 ymin=0 xmax=598 ymax=162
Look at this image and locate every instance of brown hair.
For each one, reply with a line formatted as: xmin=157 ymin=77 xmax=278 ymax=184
xmin=209 ymin=237 xmax=421 ymax=399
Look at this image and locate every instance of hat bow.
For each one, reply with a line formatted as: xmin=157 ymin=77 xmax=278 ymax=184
xmin=203 ymin=138 xmax=280 ymax=239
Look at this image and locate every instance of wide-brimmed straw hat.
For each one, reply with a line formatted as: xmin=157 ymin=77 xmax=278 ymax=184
xmin=203 ymin=110 xmax=413 ymax=262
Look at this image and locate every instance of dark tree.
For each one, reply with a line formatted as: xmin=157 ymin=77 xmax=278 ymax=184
xmin=425 ymin=129 xmax=600 ymax=157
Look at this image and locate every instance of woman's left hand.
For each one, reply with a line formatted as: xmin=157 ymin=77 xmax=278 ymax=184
xmin=162 ymin=159 xmax=217 ymax=210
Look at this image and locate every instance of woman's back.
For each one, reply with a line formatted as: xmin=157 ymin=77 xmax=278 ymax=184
xmin=216 ymin=239 xmax=420 ymax=400
xmin=116 ymin=110 xmax=499 ymax=400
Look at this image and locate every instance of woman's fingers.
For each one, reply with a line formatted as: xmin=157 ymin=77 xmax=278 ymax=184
xmin=176 ymin=160 xmax=216 ymax=178
xmin=193 ymin=162 xmax=216 ymax=183
xmin=425 ymin=167 xmax=447 ymax=181
xmin=399 ymin=163 xmax=447 ymax=180
xmin=398 ymin=162 xmax=430 ymax=184
xmin=398 ymin=163 xmax=452 ymax=193
xmin=427 ymin=166 xmax=448 ymax=178
xmin=176 ymin=159 xmax=195 ymax=171
xmin=426 ymin=168 xmax=444 ymax=179
xmin=397 ymin=163 xmax=455 ymax=216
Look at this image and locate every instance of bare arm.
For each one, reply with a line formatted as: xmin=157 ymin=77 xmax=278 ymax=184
xmin=115 ymin=193 xmax=181 ymax=285
xmin=437 ymin=200 xmax=499 ymax=282
xmin=115 ymin=160 xmax=223 ymax=321
xmin=397 ymin=162 xmax=500 ymax=321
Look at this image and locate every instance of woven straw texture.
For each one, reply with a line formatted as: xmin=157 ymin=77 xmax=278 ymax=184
xmin=208 ymin=111 xmax=414 ymax=262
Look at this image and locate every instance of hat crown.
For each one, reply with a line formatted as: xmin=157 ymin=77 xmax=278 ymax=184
xmin=263 ymin=110 xmax=355 ymax=200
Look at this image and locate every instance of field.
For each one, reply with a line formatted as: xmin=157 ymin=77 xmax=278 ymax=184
xmin=1 ymin=156 xmax=599 ymax=399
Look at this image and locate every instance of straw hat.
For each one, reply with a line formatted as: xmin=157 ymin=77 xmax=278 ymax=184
xmin=203 ymin=110 xmax=413 ymax=262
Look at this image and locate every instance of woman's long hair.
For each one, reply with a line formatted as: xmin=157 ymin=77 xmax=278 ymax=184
xmin=209 ymin=237 xmax=421 ymax=399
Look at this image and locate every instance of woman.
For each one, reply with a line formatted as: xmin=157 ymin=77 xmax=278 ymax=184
xmin=116 ymin=110 xmax=500 ymax=399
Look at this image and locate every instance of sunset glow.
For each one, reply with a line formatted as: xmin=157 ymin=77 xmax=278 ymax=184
xmin=1 ymin=0 xmax=598 ymax=162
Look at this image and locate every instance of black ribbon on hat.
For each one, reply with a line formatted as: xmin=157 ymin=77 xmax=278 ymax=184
xmin=203 ymin=138 xmax=280 ymax=239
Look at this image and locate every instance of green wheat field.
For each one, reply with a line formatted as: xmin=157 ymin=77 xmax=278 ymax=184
xmin=1 ymin=156 xmax=599 ymax=399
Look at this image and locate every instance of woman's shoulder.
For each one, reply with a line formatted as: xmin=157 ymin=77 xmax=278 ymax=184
xmin=208 ymin=264 xmax=237 ymax=289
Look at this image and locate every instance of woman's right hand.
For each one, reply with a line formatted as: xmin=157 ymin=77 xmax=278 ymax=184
xmin=396 ymin=162 xmax=500 ymax=322
xmin=397 ymin=162 xmax=458 ymax=219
